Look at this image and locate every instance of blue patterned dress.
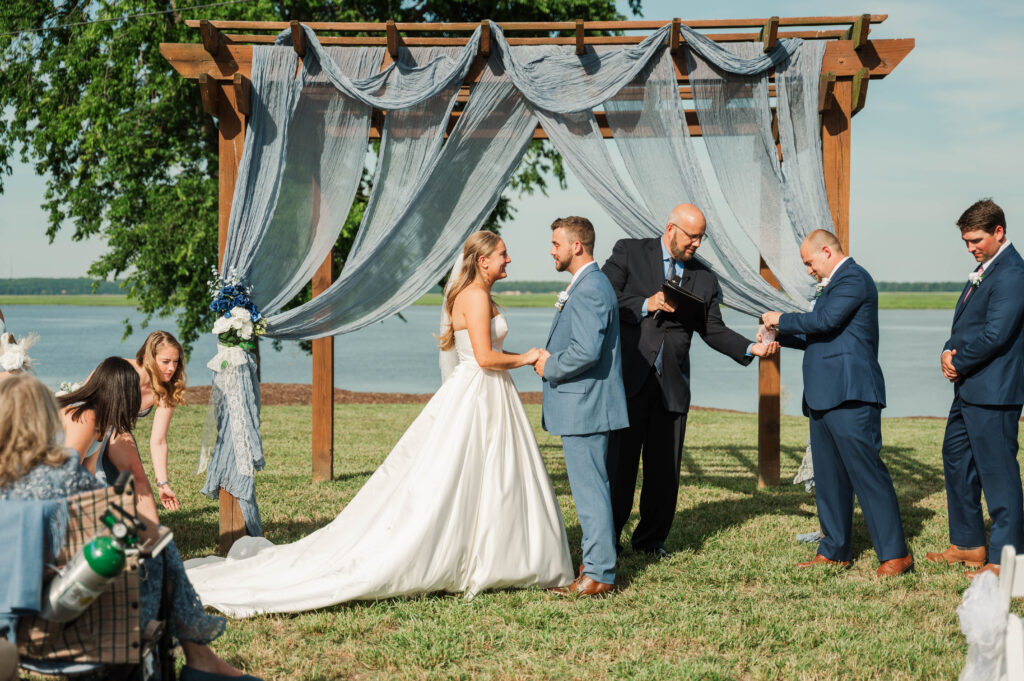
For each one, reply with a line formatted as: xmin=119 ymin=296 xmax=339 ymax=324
xmin=0 ymin=455 xmax=224 ymax=644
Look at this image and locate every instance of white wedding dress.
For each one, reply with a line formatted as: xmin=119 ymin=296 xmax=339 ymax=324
xmin=185 ymin=314 xmax=573 ymax=617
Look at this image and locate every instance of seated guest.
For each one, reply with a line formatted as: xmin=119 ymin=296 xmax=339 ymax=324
xmin=0 ymin=373 xmax=261 ymax=680
xmin=59 ymin=357 xmax=161 ymax=534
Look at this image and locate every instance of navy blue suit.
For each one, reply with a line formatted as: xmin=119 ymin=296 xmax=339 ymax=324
xmin=941 ymin=244 xmax=1024 ymax=564
xmin=778 ymin=258 xmax=908 ymax=563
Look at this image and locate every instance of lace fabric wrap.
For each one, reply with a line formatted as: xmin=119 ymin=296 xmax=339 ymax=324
xmin=197 ymin=349 xmax=265 ymax=536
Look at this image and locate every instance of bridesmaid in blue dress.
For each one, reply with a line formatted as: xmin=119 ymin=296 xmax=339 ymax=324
xmin=2 ymin=372 xmax=260 ymax=680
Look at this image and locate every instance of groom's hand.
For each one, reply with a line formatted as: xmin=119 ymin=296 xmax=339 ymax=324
xmin=534 ymin=349 xmax=551 ymax=377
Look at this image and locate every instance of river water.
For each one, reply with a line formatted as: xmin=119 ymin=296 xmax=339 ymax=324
xmin=3 ymin=305 xmax=956 ymax=417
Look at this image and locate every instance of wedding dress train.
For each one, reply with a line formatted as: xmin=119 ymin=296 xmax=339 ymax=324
xmin=185 ymin=314 xmax=573 ymax=616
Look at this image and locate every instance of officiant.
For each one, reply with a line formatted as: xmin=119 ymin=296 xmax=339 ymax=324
xmin=602 ymin=203 xmax=778 ymax=557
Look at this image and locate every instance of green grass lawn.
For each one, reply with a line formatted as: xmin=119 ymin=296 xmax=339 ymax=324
xmin=124 ymin=404 xmax=1006 ymax=680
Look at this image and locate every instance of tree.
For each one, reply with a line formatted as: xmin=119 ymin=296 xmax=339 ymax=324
xmin=0 ymin=0 xmax=641 ymax=352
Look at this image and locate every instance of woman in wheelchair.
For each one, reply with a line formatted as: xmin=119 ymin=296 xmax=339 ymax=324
xmin=1 ymin=370 xmax=261 ymax=681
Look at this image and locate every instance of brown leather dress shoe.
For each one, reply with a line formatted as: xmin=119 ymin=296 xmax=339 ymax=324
xmin=925 ymin=545 xmax=985 ymax=568
xmin=550 ymin=574 xmax=615 ymax=597
xmin=965 ymin=563 xmax=1000 ymax=579
xmin=796 ymin=554 xmax=850 ymax=568
xmin=876 ymin=554 xmax=914 ymax=578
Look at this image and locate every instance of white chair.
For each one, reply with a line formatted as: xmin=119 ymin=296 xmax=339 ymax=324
xmin=1001 ymin=545 xmax=1024 ymax=681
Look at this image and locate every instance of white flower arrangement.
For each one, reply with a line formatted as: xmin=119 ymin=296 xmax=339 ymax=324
xmin=0 ymin=333 xmax=38 ymax=372
xmin=555 ymin=290 xmax=569 ymax=311
xmin=207 ymin=268 xmax=267 ymax=371
xmin=968 ymin=271 xmax=984 ymax=287
xmin=55 ymin=381 xmax=83 ymax=397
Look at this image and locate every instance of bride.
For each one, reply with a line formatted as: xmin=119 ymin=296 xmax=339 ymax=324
xmin=185 ymin=231 xmax=574 ymax=616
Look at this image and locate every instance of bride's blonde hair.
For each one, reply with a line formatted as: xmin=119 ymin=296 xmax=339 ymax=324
xmin=438 ymin=231 xmax=502 ymax=351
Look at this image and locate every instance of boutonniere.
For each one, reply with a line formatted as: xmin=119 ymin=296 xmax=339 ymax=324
xmin=968 ymin=271 xmax=984 ymax=287
xmin=814 ymin=277 xmax=830 ymax=298
xmin=555 ymin=290 xmax=569 ymax=311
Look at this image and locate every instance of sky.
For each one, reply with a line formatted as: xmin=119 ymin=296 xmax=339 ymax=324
xmin=0 ymin=0 xmax=1021 ymax=283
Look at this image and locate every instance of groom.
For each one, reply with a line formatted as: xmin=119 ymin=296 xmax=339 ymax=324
xmin=536 ymin=216 xmax=629 ymax=596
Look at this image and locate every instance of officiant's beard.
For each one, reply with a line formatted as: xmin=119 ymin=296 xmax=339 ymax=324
xmin=668 ymin=241 xmax=696 ymax=262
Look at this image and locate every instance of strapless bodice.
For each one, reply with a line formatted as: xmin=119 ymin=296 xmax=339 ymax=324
xmin=453 ymin=314 xmax=507 ymax=365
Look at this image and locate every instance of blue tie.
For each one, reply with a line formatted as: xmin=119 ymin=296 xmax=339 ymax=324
xmin=654 ymin=258 xmax=678 ymax=375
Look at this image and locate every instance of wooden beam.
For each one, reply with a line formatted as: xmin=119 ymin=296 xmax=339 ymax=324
xmin=575 ymin=19 xmax=585 ymax=55
xmin=198 ymin=73 xmax=218 ymax=115
xmin=386 ymin=19 xmax=400 ymax=58
xmin=851 ymin=66 xmax=869 ymax=115
xmin=818 ymin=71 xmax=836 ymax=112
xmin=199 ymin=19 xmax=221 ymax=56
xmin=233 ymin=73 xmax=251 ymax=117
xmin=184 ymin=16 xmax=889 ymax=32
xmin=670 ymin=18 xmax=681 ymax=54
xmin=479 ymin=20 xmax=490 ymax=57
xmin=822 ymin=78 xmax=852 ymax=250
xmin=161 ymin=38 xmax=914 ymax=83
xmin=761 ymin=16 xmax=779 ymax=52
xmin=848 ymin=13 xmax=871 ymax=49
xmin=290 ymin=20 xmax=306 ymax=57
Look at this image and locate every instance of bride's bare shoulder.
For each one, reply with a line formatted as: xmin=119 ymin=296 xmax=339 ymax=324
xmin=452 ymin=285 xmax=490 ymax=312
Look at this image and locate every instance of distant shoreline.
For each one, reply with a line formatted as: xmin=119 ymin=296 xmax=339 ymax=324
xmin=1 ymin=291 xmax=962 ymax=310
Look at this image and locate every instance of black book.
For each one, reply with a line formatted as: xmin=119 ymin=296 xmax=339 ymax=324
xmin=661 ymin=278 xmax=707 ymax=336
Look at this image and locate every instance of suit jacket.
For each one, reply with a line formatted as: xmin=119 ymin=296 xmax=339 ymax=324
xmin=944 ymin=244 xmax=1024 ymax=406
xmin=777 ymin=258 xmax=885 ymax=414
xmin=602 ymin=237 xmax=752 ymax=414
xmin=542 ymin=264 xmax=629 ymax=436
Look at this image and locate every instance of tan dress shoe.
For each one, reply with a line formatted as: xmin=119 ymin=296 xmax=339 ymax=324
xmin=550 ymin=574 xmax=615 ymax=597
xmin=965 ymin=563 xmax=1000 ymax=579
xmin=796 ymin=554 xmax=850 ymax=568
xmin=925 ymin=545 xmax=985 ymax=568
xmin=876 ymin=554 xmax=914 ymax=578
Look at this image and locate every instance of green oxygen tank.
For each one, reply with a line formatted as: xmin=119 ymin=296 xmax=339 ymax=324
xmin=40 ymin=511 xmax=135 ymax=622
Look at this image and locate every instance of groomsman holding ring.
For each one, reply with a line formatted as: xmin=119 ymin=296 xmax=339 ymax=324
xmin=762 ymin=229 xmax=912 ymax=578
xmin=926 ymin=199 xmax=1024 ymax=578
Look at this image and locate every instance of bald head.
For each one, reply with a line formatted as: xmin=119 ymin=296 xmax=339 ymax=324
xmin=799 ymin=229 xmax=844 ymax=281
xmin=664 ymin=204 xmax=707 ymax=262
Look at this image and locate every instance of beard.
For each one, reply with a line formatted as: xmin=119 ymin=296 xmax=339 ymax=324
xmin=668 ymin=241 xmax=695 ymax=262
xmin=553 ymin=254 xmax=571 ymax=272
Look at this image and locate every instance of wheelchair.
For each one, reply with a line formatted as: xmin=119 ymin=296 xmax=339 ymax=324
xmin=17 ymin=474 xmax=176 ymax=680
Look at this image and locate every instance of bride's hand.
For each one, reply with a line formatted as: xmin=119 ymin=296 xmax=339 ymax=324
xmin=522 ymin=348 xmax=541 ymax=365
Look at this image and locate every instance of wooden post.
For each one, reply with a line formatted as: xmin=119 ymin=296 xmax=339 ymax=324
xmin=758 ymin=259 xmax=782 ymax=488
xmin=822 ymin=78 xmax=852 ymax=250
xmin=311 ymin=257 xmax=334 ymax=482
xmin=215 ymin=79 xmax=249 ymax=554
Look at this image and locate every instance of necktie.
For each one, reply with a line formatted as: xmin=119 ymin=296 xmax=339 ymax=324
xmin=962 ymin=264 xmax=983 ymax=305
xmin=654 ymin=258 xmax=679 ymax=375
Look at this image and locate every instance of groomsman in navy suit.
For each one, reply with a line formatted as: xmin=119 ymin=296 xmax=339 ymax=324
xmin=925 ymin=199 xmax=1024 ymax=577
xmin=762 ymin=229 xmax=912 ymax=578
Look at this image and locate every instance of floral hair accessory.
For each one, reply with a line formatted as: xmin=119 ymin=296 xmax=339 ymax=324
xmin=0 ymin=333 xmax=39 ymax=372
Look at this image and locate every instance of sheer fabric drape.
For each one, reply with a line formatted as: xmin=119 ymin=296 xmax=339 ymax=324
xmin=202 ymin=22 xmax=835 ymax=531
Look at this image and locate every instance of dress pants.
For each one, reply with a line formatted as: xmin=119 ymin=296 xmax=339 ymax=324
xmin=562 ymin=432 xmax=617 ymax=583
xmin=941 ymin=396 xmax=1024 ymax=563
xmin=809 ymin=401 xmax=908 ymax=562
xmin=606 ymin=370 xmax=686 ymax=551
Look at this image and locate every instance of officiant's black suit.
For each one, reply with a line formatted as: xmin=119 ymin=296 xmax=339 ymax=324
xmin=602 ymin=237 xmax=753 ymax=552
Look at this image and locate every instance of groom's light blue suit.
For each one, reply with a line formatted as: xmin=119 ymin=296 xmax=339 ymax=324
xmin=542 ymin=262 xmax=629 ymax=584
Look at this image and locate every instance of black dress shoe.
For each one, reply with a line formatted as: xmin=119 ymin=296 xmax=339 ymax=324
xmin=634 ymin=545 xmax=670 ymax=560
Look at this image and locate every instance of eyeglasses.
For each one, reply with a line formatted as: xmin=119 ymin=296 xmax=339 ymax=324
xmin=669 ymin=223 xmax=705 ymax=243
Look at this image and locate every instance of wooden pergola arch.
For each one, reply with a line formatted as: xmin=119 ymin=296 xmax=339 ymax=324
xmin=161 ymin=15 xmax=914 ymax=551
